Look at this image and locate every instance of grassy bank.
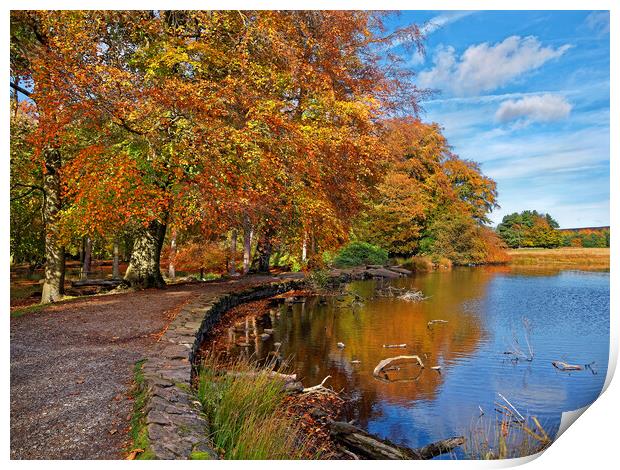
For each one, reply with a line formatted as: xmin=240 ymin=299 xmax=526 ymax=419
xmin=126 ymin=360 xmax=154 ymax=460
xmin=508 ymin=247 xmax=609 ymax=269
xmin=195 ymin=355 xmax=316 ymax=459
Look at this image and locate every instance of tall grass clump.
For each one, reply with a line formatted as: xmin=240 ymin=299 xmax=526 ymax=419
xmin=196 ymin=354 xmax=314 ymax=459
xmin=332 ymin=241 xmax=388 ymax=268
xmin=399 ymin=255 xmax=452 ymax=272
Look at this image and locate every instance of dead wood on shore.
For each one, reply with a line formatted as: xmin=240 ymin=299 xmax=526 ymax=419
xmin=329 ymin=420 xmax=464 ymax=459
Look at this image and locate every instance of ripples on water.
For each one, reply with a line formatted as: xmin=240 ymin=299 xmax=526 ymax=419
xmin=226 ymin=266 xmax=609 ymax=458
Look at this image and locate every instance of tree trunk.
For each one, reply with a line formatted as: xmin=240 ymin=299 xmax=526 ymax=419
xmin=79 ymin=236 xmax=85 ymax=264
xmin=41 ymin=148 xmax=65 ymax=304
xmin=301 ymin=230 xmax=307 ymax=262
xmin=123 ymin=234 xmax=133 ymax=262
xmin=256 ymin=229 xmax=273 ymax=273
xmin=112 ymin=239 xmax=120 ymax=279
xmin=124 ymin=219 xmax=167 ymax=289
xmin=81 ymin=236 xmax=92 ymax=280
xmin=243 ymin=215 xmax=252 ymax=274
xmin=168 ymin=229 xmax=177 ymax=280
xmin=310 ymin=231 xmax=316 ymax=257
xmin=329 ymin=421 xmax=464 ymax=460
xmin=229 ymin=229 xmax=238 ymax=275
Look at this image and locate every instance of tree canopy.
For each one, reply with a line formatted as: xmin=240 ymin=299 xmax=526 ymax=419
xmin=497 ymin=210 xmax=561 ymax=248
xmin=10 ymin=10 xmax=508 ymax=300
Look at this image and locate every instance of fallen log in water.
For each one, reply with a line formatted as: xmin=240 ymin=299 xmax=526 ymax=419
xmin=373 ymin=355 xmax=424 ymax=378
xmin=329 ymin=420 xmax=464 ymax=460
xmin=552 ymin=361 xmax=583 ymax=371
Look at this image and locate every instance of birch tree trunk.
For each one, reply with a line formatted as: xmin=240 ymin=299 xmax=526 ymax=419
xmin=302 ymin=230 xmax=308 ymax=262
xmin=168 ymin=229 xmax=177 ymax=280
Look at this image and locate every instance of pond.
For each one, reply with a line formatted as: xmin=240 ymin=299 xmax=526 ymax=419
xmin=223 ymin=266 xmax=610 ymax=458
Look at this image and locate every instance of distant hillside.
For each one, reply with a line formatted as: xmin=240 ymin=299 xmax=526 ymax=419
xmin=558 ymin=226 xmax=610 ymax=232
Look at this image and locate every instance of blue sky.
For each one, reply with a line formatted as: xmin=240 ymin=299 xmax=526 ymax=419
xmin=387 ymin=11 xmax=610 ymax=228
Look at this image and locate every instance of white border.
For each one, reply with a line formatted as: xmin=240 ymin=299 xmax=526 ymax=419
xmin=2 ymin=1 xmax=616 ymax=468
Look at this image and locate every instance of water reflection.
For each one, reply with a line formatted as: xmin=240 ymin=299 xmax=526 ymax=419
xmin=221 ymin=266 xmax=609 ymax=457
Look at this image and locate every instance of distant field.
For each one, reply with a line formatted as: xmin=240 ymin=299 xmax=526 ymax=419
xmin=507 ymin=247 xmax=610 ymax=269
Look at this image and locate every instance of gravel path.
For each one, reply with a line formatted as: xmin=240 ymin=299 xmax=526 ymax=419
xmin=10 ymin=277 xmax=284 ymax=459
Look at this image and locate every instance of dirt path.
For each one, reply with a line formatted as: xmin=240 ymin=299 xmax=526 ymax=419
xmin=10 ymin=276 xmax=287 ymax=459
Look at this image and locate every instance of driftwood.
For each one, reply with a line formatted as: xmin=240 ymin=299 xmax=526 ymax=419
xmin=329 ymin=420 xmax=464 ymax=460
xmin=302 ymin=375 xmax=333 ymax=394
xmin=427 ymin=319 xmax=448 ymax=328
xmin=373 ymin=355 xmax=424 ymax=378
xmin=398 ymin=290 xmax=427 ymax=302
xmin=383 ymin=343 xmax=407 ymax=349
xmin=552 ymin=361 xmax=583 ymax=371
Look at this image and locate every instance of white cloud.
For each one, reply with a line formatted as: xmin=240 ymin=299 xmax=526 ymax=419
xmin=420 ymin=11 xmax=474 ymax=35
xmin=495 ymin=94 xmax=572 ymax=123
xmin=418 ymin=36 xmax=572 ymax=96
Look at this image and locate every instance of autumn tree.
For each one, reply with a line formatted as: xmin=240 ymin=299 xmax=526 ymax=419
xmin=10 ymin=99 xmax=45 ymax=268
xmin=11 ymin=10 xmax=428 ymax=293
xmin=356 ymin=118 xmax=498 ymax=257
xmin=10 ymin=12 xmax=83 ymax=301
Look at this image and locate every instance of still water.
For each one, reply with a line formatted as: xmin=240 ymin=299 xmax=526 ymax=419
xmin=233 ymin=266 xmax=609 ymax=457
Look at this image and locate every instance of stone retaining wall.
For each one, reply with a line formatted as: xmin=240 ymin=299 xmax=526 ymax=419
xmin=140 ymin=279 xmax=304 ymax=460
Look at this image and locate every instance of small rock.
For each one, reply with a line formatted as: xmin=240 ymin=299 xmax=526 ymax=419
xmin=283 ymin=381 xmax=304 ymax=393
xmin=260 ymin=333 xmax=271 ymax=341
xmin=310 ymin=407 xmax=328 ymax=420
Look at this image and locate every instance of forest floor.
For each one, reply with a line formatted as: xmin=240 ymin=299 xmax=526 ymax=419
xmin=9 ymin=274 xmax=296 ymax=460
xmin=507 ymin=247 xmax=610 ymax=269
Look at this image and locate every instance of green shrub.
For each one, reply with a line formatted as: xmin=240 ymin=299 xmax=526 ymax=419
xmin=332 ymin=241 xmax=388 ymax=268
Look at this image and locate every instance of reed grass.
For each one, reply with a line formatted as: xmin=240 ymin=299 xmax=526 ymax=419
xmin=465 ymin=396 xmax=552 ymax=460
xmin=397 ymin=255 xmax=453 ymax=272
xmin=508 ymin=247 xmax=609 ymax=268
xmin=195 ymin=354 xmax=315 ymax=459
